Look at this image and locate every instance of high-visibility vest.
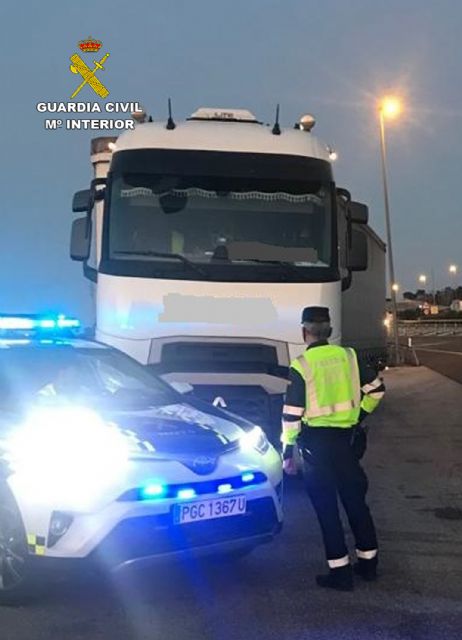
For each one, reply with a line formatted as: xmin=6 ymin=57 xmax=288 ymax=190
xmin=290 ymin=345 xmax=361 ymax=428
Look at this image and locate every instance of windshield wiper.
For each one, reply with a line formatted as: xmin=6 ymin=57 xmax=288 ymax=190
xmin=114 ymin=251 xmax=208 ymax=278
xmin=232 ymin=258 xmax=306 ymax=276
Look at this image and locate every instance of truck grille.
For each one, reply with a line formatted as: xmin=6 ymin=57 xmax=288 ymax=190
xmin=192 ymin=386 xmax=284 ymax=445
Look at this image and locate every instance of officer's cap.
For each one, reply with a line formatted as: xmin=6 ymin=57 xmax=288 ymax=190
xmin=301 ymin=306 xmax=331 ymax=324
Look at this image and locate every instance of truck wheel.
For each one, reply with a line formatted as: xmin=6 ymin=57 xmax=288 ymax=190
xmin=0 ymin=481 xmax=36 ymax=605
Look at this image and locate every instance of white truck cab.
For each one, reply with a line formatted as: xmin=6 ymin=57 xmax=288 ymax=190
xmin=71 ymin=106 xmax=381 ymax=441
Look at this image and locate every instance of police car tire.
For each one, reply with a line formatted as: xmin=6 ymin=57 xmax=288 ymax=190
xmin=0 ymin=481 xmax=40 ymax=605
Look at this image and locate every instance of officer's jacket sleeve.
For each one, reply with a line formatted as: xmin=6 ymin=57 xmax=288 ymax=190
xmin=281 ymin=367 xmax=305 ymax=447
xmin=358 ymin=360 xmax=385 ymax=418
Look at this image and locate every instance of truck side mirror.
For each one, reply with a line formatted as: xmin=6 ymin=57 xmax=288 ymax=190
xmin=70 ymin=217 xmax=91 ymax=261
xmin=346 ymin=228 xmax=368 ymax=271
xmin=72 ymin=189 xmax=92 ymax=213
xmin=349 ymin=201 xmax=369 ymax=224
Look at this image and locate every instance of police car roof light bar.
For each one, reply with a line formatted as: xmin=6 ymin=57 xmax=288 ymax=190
xmin=0 ymin=314 xmax=81 ymax=336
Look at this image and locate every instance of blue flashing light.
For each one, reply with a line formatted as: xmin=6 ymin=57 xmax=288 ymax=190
xmin=177 ymin=488 xmax=196 ymax=500
xmin=57 ymin=316 xmax=80 ymax=329
xmin=0 ymin=317 xmax=35 ymax=330
xmin=241 ymin=472 xmax=255 ymax=484
xmin=39 ymin=319 xmax=57 ymax=329
xmin=218 ymin=483 xmax=233 ymax=494
xmin=0 ymin=314 xmax=80 ymax=334
xmin=141 ymin=483 xmax=167 ymax=499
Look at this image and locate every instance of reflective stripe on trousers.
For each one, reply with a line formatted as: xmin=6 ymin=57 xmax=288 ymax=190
xmin=328 ymin=555 xmax=350 ymax=569
xmin=356 ymin=548 xmax=378 ymax=560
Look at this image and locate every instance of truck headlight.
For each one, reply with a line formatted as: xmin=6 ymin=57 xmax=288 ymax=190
xmin=6 ymin=406 xmax=130 ymax=507
xmin=240 ymin=426 xmax=270 ymax=455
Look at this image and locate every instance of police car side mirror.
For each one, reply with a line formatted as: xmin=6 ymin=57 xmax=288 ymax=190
xmin=347 ymin=228 xmax=368 ymax=271
xmin=349 ymin=201 xmax=369 ymax=224
xmin=70 ymin=217 xmax=91 ymax=262
xmin=72 ymin=189 xmax=92 ymax=213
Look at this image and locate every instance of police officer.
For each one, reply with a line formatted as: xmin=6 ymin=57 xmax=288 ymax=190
xmin=282 ymin=306 xmax=385 ymax=591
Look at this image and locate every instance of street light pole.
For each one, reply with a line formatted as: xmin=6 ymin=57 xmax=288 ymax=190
xmin=379 ymin=107 xmax=401 ymax=365
xmin=449 ymin=265 xmax=458 ymax=302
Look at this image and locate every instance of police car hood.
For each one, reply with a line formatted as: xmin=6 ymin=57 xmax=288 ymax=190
xmin=105 ymin=399 xmax=248 ymax=458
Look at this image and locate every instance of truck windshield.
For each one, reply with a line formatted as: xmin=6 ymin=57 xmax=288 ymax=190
xmin=107 ymin=172 xmax=334 ymax=281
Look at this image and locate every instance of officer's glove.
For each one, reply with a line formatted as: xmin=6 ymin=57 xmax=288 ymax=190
xmin=282 ymin=445 xmax=298 ymax=475
xmin=283 ymin=457 xmax=298 ymax=475
xmin=351 ymin=424 xmax=368 ymax=460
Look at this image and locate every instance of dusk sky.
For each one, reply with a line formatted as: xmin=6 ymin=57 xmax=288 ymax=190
xmin=1 ymin=0 xmax=461 ymax=323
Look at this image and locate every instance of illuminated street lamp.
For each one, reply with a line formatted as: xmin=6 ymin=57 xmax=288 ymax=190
xmin=449 ymin=266 xmax=458 ymax=304
xmin=418 ymin=274 xmax=427 ymax=286
xmin=380 ymin=96 xmax=402 ymax=120
xmin=378 ymin=95 xmax=403 ymax=364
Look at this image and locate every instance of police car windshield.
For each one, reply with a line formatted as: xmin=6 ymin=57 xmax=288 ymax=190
xmin=0 ymin=346 xmax=177 ymax=411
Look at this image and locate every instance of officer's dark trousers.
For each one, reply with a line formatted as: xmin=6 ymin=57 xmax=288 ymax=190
xmin=300 ymin=427 xmax=377 ymax=564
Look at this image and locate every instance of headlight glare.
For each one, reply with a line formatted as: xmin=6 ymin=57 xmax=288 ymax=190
xmin=6 ymin=406 xmax=130 ymax=508
xmin=240 ymin=426 xmax=270 ymax=455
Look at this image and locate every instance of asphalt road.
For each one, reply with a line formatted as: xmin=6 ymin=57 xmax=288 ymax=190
xmin=410 ymin=336 xmax=462 ymax=384
xmin=2 ymin=367 xmax=462 ymax=640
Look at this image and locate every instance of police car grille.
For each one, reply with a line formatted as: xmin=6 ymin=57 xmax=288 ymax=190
xmin=117 ymin=472 xmax=267 ymax=502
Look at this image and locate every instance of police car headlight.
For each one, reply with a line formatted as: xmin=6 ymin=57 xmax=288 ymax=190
xmin=240 ymin=426 xmax=270 ymax=455
xmin=6 ymin=407 xmax=130 ymax=506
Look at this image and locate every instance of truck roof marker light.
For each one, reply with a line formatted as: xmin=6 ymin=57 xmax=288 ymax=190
xmin=298 ymin=114 xmax=316 ymax=132
xmin=132 ymin=107 xmax=147 ymax=124
xmin=328 ymin=146 xmax=338 ymax=162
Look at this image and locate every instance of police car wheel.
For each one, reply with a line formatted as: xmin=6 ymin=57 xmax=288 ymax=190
xmin=0 ymin=482 xmax=35 ymax=604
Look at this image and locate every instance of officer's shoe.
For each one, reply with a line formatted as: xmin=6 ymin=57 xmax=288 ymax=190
xmin=315 ymin=565 xmax=354 ymax=591
xmin=353 ymin=556 xmax=378 ymax=581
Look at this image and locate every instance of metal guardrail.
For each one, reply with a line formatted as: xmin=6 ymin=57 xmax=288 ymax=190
xmin=398 ymin=320 xmax=462 ymax=337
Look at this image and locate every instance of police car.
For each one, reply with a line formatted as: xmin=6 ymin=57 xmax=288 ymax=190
xmin=0 ymin=315 xmax=283 ymax=602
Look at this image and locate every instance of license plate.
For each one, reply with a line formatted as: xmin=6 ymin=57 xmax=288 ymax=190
xmin=173 ymin=495 xmax=247 ymax=524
